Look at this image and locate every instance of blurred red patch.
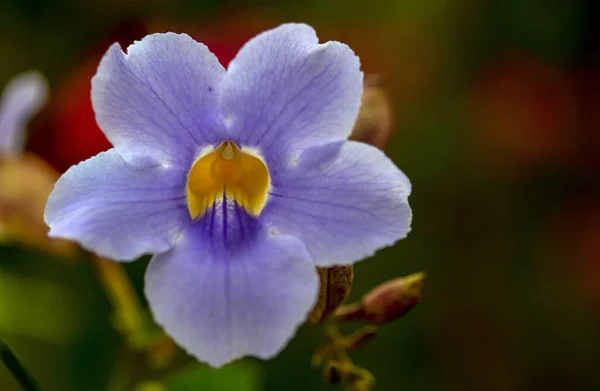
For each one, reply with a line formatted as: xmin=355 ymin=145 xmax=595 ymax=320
xmin=29 ymin=21 xmax=148 ymax=172
xmin=469 ymin=54 xmax=578 ymax=172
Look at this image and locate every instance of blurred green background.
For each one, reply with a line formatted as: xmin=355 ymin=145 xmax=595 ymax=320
xmin=2 ymin=0 xmax=600 ymax=390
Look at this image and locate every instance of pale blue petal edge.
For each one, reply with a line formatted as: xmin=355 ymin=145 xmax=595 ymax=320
xmin=91 ymin=33 xmax=226 ymax=168
xmin=218 ymin=23 xmax=363 ymax=165
xmin=0 ymin=71 xmax=48 ymax=154
xmin=265 ymin=140 xmax=412 ymax=267
xmin=45 ymin=149 xmax=190 ymax=261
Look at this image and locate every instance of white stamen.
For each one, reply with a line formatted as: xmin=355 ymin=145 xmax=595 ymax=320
xmin=222 ymin=143 xmax=235 ymax=160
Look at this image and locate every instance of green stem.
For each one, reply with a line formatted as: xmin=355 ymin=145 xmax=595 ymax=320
xmin=105 ymin=348 xmax=135 ymax=391
xmin=92 ymin=257 xmax=147 ymax=341
xmin=0 ymin=336 xmax=43 ymax=391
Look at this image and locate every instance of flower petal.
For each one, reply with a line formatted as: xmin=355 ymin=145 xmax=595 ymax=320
xmin=265 ymin=140 xmax=412 ymax=267
xmin=45 ymin=149 xmax=189 ymax=261
xmin=219 ymin=23 xmax=363 ymax=158
xmin=0 ymin=71 xmax=48 ymax=154
xmin=91 ymin=33 xmax=226 ymax=168
xmin=144 ymin=224 xmax=318 ymax=367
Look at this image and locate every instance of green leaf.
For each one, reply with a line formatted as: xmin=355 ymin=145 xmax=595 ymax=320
xmin=164 ymin=361 xmax=263 ymax=391
xmin=0 ymin=268 xmax=84 ymax=343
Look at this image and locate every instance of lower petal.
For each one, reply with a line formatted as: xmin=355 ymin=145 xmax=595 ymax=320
xmin=144 ymin=224 xmax=318 ymax=367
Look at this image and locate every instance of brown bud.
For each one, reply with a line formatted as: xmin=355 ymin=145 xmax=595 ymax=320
xmin=335 ymin=272 xmax=425 ymax=325
xmin=308 ymin=266 xmax=354 ymax=324
xmin=0 ymin=154 xmax=76 ymax=257
xmin=350 ymin=75 xmax=393 ymax=150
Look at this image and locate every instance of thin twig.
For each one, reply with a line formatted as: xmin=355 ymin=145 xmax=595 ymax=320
xmin=0 ymin=336 xmax=43 ymax=391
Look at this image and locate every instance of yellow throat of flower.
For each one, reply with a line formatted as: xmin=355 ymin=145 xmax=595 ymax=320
xmin=186 ymin=142 xmax=270 ymax=219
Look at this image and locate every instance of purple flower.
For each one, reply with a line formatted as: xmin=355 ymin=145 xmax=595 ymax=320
xmin=45 ymin=24 xmax=412 ymax=367
xmin=0 ymin=71 xmax=48 ymax=155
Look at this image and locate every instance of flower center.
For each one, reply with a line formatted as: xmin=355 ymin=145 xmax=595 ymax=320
xmin=186 ymin=141 xmax=270 ymax=219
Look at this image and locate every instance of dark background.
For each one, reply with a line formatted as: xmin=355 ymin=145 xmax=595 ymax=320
xmin=1 ymin=0 xmax=600 ymax=390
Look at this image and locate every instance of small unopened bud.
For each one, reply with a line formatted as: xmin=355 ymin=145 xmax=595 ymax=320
xmin=335 ymin=272 xmax=425 ymax=325
xmin=308 ymin=265 xmax=354 ymax=324
xmin=350 ymin=75 xmax=393 ymax=150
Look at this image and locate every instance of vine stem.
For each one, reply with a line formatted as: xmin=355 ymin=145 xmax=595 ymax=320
xmin=0 ymin=336 xmax=43 ymax=391
xmin=92 ymin=256 xmax=146 ymax=339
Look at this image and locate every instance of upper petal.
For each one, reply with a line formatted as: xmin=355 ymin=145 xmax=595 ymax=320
xmin=219 ymin=23 xmax=363 ymax=159
xmin=265 ymin=140 xmax=412 ymax=267
xmin=0 ymin=71 xmax=48 ymax=154
xmin=145 ymin=224 xmax=318 ymax=367
xmin=91 ymin=33 xmax=226 ymax=168
xmin=45 ymin=149 xmax=189 ymax=261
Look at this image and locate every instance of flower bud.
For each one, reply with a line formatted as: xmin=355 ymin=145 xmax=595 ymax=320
xmin=308 ymin=266 xmax=354 ymax=324
xmin=335 ymin=272 xmax=425 ymax=325
xmin=350 ymin=75 xmax=393 ymax=150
